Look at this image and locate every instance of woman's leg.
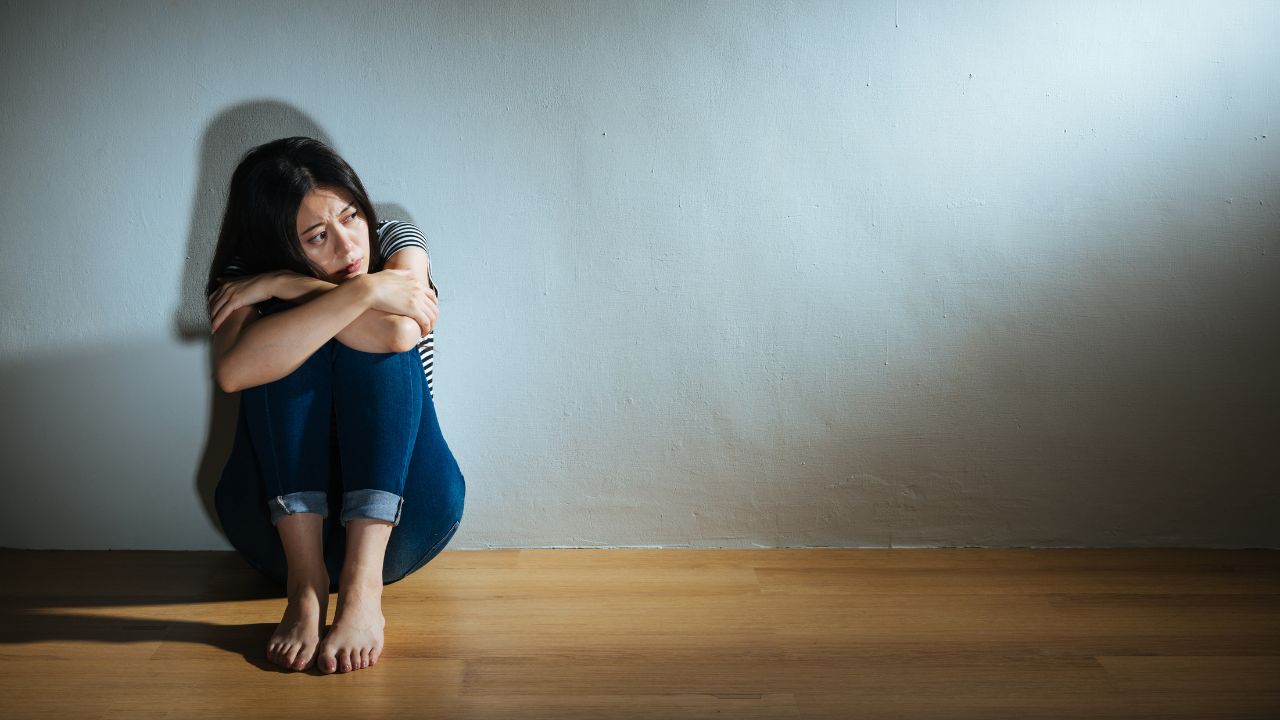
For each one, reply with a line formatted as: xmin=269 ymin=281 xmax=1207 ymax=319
xmin=317 ymin=339 xmax=465 ymax=585
xmin=238 ymin=340 xmax=336 ymax=529
xmin=215 ymin=402 xmax=347 ymax=592
xmin=314 ymin=341 xmax=424 ymax=673
xmin=330 ymin=340 xmax=423 ymax=529
xmin=216 ymin=404 xmax=333 ymax=673
xmin=231 ymin=303 xmax=338 ymax=672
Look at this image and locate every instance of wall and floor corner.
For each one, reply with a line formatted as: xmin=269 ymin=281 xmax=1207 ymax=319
xmin=0 ymin=1 xmax=1276 ymax=551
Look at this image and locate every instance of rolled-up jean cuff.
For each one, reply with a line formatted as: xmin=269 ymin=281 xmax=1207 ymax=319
xmin=341 ymin=489 xmax=405 ymax=527
xmin=268 ymin=491 xmax=329 ymax=526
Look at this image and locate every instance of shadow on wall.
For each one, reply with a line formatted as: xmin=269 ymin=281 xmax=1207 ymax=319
xmin=174 ymin=101 xmax=417 ymax=544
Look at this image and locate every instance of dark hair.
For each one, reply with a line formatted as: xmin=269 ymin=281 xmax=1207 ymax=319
xmin=205 ymin=136 xmax=382 ymax=299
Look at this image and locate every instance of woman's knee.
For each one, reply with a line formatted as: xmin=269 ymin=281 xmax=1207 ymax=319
xmin=331 ymin=340 xmax=424 ymax=395
xmin=331 ymin=336 xmax=419 ymax=362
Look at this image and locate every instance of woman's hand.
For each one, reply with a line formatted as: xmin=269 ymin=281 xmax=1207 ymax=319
xmin=208 ymin=271 xmax=284 ymax=334
xmin=361 ymin=268 xmax=438 ymax=337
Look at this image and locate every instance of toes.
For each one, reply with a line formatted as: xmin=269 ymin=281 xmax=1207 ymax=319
xmin=369 ymin=647 xmax=380 ymax=665
xmin=318 ymin=648 xmax=337 ymax=674
xmin=359 ymin=649 xmax=369 ymax=668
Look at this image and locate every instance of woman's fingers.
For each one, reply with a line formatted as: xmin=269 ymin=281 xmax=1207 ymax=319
xmin=209 ymin=286 xmax=238 ymax=335
xmin=208 ymin=284 xmax=229 ymax=322
xmin=211 ymin=304 xmax=227 ymax=334
xmin=415 ymin=298 xmax=431 ymax=337
xmin=417 ymin=296 xmax=435 ymax=336
xmin=210 ymin=296 xmax=229 ymax=332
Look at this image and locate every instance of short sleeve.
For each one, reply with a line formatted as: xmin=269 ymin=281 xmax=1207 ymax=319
xmin=379 ymin=220 xmax=438 ymax=296
xmin=222 ymin=254 xmax=250 ymax=277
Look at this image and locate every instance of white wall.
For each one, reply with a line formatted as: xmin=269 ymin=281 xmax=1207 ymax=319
xmin=1 ymin=0 xmax=1276 ymax=550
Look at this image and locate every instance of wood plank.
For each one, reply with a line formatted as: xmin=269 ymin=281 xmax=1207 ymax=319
xmin=0 ymin=548 xmax=1276 ymax=719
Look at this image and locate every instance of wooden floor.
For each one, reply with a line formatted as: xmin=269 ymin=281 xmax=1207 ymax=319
xmin=0 ymin=548 xmax=1277 ymax=719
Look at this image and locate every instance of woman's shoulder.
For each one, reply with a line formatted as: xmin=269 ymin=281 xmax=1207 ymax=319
xmin=377 ymin=219 xmax=429 ymax=253
xmin=376 ymin=218 xmax=425 ymax=234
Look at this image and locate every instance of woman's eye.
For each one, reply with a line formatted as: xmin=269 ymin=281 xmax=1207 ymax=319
xmin=308 ymin=213 xmax=355 ymax=243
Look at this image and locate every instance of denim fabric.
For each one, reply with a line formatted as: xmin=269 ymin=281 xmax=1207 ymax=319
xmin=213 ymin=298 xmax=465 ymax=591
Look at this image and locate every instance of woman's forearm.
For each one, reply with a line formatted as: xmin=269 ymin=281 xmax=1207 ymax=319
xmin=278 ymin=274 xmax=420 ymax=355
xmin=276 ymin=274 xmax=340 ymax=304
xmin=221 ymin=278 xmax=376 ymax=392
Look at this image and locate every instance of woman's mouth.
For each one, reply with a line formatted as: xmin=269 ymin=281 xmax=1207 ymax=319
xmin=345 ymin=261 xmax=361 ymax=276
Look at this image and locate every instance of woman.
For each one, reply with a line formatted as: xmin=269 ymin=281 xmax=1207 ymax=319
xmin=205 ymin=136 xmax=466 ymax=675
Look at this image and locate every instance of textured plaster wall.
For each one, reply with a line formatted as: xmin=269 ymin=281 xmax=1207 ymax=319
xmin=0 ymin=0 xmax=1277 ymax=550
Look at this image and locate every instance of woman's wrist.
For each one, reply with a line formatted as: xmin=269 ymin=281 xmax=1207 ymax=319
xmin=273 ymin=270 xmax=337 ymax=304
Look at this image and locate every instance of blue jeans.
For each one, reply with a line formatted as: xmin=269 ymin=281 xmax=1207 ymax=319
xmin=214 ymin=298 xmax=465 ymax=592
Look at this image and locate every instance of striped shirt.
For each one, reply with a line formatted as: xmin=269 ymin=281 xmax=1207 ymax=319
xmin=218 ymin=219 xmax=437 ymax=398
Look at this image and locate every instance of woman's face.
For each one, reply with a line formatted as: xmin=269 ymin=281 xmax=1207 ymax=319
xmin=295 ymin=185 xmax=370 ymax=283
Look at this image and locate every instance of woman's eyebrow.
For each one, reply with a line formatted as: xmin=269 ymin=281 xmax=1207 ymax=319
xmin=300 ymin=201 xmax=355 ymax=234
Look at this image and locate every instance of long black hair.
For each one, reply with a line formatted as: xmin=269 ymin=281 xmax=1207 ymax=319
xmin=205 ymin=136 xmax=382 ymax=299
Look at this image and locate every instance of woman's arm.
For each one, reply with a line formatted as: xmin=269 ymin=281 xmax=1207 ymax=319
xmin=276 ymin=273 xmax=422 ymax=354
xmin=215 ymin=277 xmax=380 ymax=393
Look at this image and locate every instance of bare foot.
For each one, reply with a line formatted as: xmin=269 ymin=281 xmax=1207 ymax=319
xmin=316 ymin=578 xmax=386 ymax=673
xmin=266 ymin=575 xmax=329 ymax=672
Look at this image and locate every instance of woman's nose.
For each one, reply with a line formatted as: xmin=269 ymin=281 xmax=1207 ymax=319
xmin=337 ymin=227 xmax=359 ymax=258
